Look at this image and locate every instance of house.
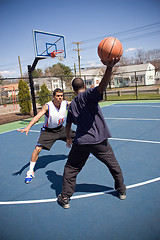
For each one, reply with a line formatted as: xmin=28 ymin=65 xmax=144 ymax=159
xmin=34 ymin=77 xmax=66 ymax=92
xmin=155 ymin=69 xmax=160 ymax=84
xmin=113 ymin=63 xmax=155 ymax=87
xmin=80 ymin=67 xmax=103 ymax=88
xmin=78 ymin=63 xmax=155 ymax=89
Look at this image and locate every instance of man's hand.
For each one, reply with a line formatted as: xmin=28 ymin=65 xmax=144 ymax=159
xmin=17 ymin=126 xmax=30 ymax=136
xmin=17 ymin=104 xmax=48 ymax=136
xmin=66 ymin=138 xmax=73 ymax=148
xmin=101 ymin=58 xmax=120 ymax=68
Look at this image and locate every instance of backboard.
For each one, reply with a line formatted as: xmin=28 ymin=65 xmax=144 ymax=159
xmin=32 ymin=30 xmax=66 ymax=60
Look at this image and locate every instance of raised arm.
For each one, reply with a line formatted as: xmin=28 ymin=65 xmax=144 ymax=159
xmin=17 ymin=104 xmax=48 ymax=135
xmin=98 ymin=58 xmax=119 ymax=94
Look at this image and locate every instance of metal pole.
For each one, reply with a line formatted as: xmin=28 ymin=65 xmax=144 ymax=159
xmin=61 ymin=76 xmax=64 ymax=91
xmin=135 ymin=71 xmax=138 ymax=100
xmin=28 ymin=57 xmax=43 ymax=116
xmin=28 ymin=65 xmax=37 ymax=116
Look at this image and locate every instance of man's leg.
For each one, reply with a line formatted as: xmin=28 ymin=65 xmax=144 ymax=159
xmin=62 ymin=144 xmax=90 ymax=198
xmin=25 ymin=146 xmax=42 ymax=183
xmin=92 ymin=140 xmax=126 ymax=197
xmin=58 ymin=144 xmax=90 ymax=208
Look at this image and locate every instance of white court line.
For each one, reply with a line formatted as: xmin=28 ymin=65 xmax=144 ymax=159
xmin=27 ymin=130 xmax=160 ymax=144
xmin=27 ymin=130 xmax=40 ymax=133
xmin=0 ymin=177 xmax=160 ymax=205
xmin=26 ymin=131 xmax=160 ymax=144
xmin=111 ymin=104 xmax=160 ymax=108
xmin=105 ymin=117 xmax=160 ymax=121
xmin=110 ymin=137 xmax=160 ymax=144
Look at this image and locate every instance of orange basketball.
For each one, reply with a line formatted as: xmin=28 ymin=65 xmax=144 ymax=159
xmin=98 ymin=37 xmax=123 ymax=62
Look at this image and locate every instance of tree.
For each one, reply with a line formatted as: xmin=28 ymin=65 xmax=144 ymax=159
xmin=32 ymin=68 xmax=43 ymax=78
xmin=0 ymin=75 xmax=3 ymax=85
xmin=44 ymin=63 xmax=73 ymax=88
xmin=134 ymin=49 xmax=147 ymax=64
xmin=38 ymin=83 xmax=51 ymax=106
xmin=45 ymin=63 xmax=72 ymax=76
xmin=18 ymin=79 xmax=31 ymax=114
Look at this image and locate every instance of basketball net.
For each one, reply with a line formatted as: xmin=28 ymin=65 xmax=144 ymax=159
xmin=51 ymin=50 xmax=64 ymax=62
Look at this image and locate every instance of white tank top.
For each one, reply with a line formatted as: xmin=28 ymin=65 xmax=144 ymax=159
xmin=43 ymin=100 xmax=68 ymax=128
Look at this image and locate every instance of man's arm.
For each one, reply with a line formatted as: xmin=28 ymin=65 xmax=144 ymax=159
xmin=66 ymin=122 xmax=72 ymax=148
xmin=17 ymin=104 xmax=48 ymax=135
xmin=98 ymin=58 xmax=119 ymax=94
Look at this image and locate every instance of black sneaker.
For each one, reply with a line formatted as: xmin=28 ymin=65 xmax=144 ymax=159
xmin=57 ymin=194 xmax=70 ymax=209
xmin=119 ymin=191 xmax=126 ymax=200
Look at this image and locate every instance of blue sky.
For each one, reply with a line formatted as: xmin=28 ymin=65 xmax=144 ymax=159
xmin=0 ymin=0 xmax=160 ymax=78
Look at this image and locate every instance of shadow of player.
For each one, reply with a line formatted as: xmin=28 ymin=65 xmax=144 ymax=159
xmin=12 ymin=154 xmax=68 ymax=176
xmin=46 ymin=170 xmax=117 ymax=198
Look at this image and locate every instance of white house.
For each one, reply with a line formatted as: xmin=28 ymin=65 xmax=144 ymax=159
xmin=79 ymin=63 xmax=155 ymax=88
xmin=113 ymin=63 xmax=155 ymax=87
xmin=80 ymin=68 xmax=103 ymax=88
xmin=34 ymin=77 xmax=66 ymax=92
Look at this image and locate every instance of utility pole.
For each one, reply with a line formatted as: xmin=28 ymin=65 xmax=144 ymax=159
xmin=18 ymin=56 xmax=23 ymax=78
xmin=73 ymin=42 xmax=82 ymax=77
xmin=74 ymin=63 xmax=76 ymax=77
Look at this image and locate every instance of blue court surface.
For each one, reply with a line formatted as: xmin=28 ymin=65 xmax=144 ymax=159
xmin=0 ymin=102 xmax=160 ymax=240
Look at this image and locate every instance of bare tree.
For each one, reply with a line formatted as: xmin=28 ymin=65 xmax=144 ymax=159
xmin=134 ymin=49 xmax=146 ymax=64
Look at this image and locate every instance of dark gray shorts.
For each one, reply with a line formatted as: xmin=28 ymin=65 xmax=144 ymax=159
xmin=37 ymin=125 xmax=76 ymax=150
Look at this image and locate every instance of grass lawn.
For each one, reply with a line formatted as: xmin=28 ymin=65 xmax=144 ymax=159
xmin=105 ymin=93 xmax=160 ymax=101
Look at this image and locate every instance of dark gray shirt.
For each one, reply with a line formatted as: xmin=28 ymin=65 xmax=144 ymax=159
xmin=67 ymin=87 xmax=111 ymax=144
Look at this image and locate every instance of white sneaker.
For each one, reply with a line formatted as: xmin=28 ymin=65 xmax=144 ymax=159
xmin=25 ymin=171 xmax=34 ymax=184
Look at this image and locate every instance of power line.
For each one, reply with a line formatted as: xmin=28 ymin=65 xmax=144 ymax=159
xmin=79 ymin=21 xmax=160 ymax=43
xmin=1 ymin=21 xmax=160 ymax=72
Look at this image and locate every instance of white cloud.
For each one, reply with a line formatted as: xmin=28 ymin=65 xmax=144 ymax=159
xmin=87 ymin=61 xmax=102 ymax=67
xmin=0 ymin=70 xmax=17 ymax=77
xmin=125 ymin=48 xmax=137 ymax=53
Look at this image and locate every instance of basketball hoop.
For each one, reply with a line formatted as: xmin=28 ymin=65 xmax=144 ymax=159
xmin=50 ymin=50 xmax=64 ymax=59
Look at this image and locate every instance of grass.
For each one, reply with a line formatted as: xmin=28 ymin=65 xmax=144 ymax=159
xmin=105 ymin=93 xmax=160 ymax=101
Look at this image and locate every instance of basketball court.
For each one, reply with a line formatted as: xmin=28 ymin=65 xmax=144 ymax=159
xmin=0 ymin=31 xmax=160 ymax=240
xmin=0 ymin=101 xmax=160 ymax=240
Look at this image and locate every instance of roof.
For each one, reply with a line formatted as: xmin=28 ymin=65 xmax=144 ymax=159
xmin=115 ymin=63 xmax=155 ymax=74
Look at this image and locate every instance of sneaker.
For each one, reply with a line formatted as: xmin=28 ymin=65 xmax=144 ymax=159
xmin=25 ymin=171 xmax=34 ymax=184
xmin=119 ymin=191 xmax=126 ymax=200
xmin=57 ymin=194 xmax=70 ymax=209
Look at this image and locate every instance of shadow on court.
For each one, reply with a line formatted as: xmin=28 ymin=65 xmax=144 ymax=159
xmin=12 ymin=154 xmax=68 ymax=176
xmin=46 ymin=170 xmax=116 ymax=198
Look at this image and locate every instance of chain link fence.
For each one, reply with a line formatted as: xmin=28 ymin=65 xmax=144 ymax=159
xmin=0 ymin=69 xmax=160 ymax=115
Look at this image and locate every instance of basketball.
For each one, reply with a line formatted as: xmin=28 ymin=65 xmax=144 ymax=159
xmin=98 ymin=37 xmax=123 ymax=62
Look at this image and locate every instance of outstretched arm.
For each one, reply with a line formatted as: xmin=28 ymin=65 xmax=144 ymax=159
xmin=17 ymin=104 xmax=48 ymax=135
xmin=98 ymin=58 xmax=119 ymax=94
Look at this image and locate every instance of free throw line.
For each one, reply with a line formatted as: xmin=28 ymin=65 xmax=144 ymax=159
xmin=25 ymin=131 xmax=160 ymax=144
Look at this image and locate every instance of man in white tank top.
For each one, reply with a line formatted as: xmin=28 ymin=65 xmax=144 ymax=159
xmin=18 ymin=88 xmax=75 ymax=183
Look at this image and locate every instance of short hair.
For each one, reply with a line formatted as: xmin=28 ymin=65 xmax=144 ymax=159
xmin=72 ymin=78 xmax=84 ymax=92
xmin=53 ymin=88 xmax=63 ymax=96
